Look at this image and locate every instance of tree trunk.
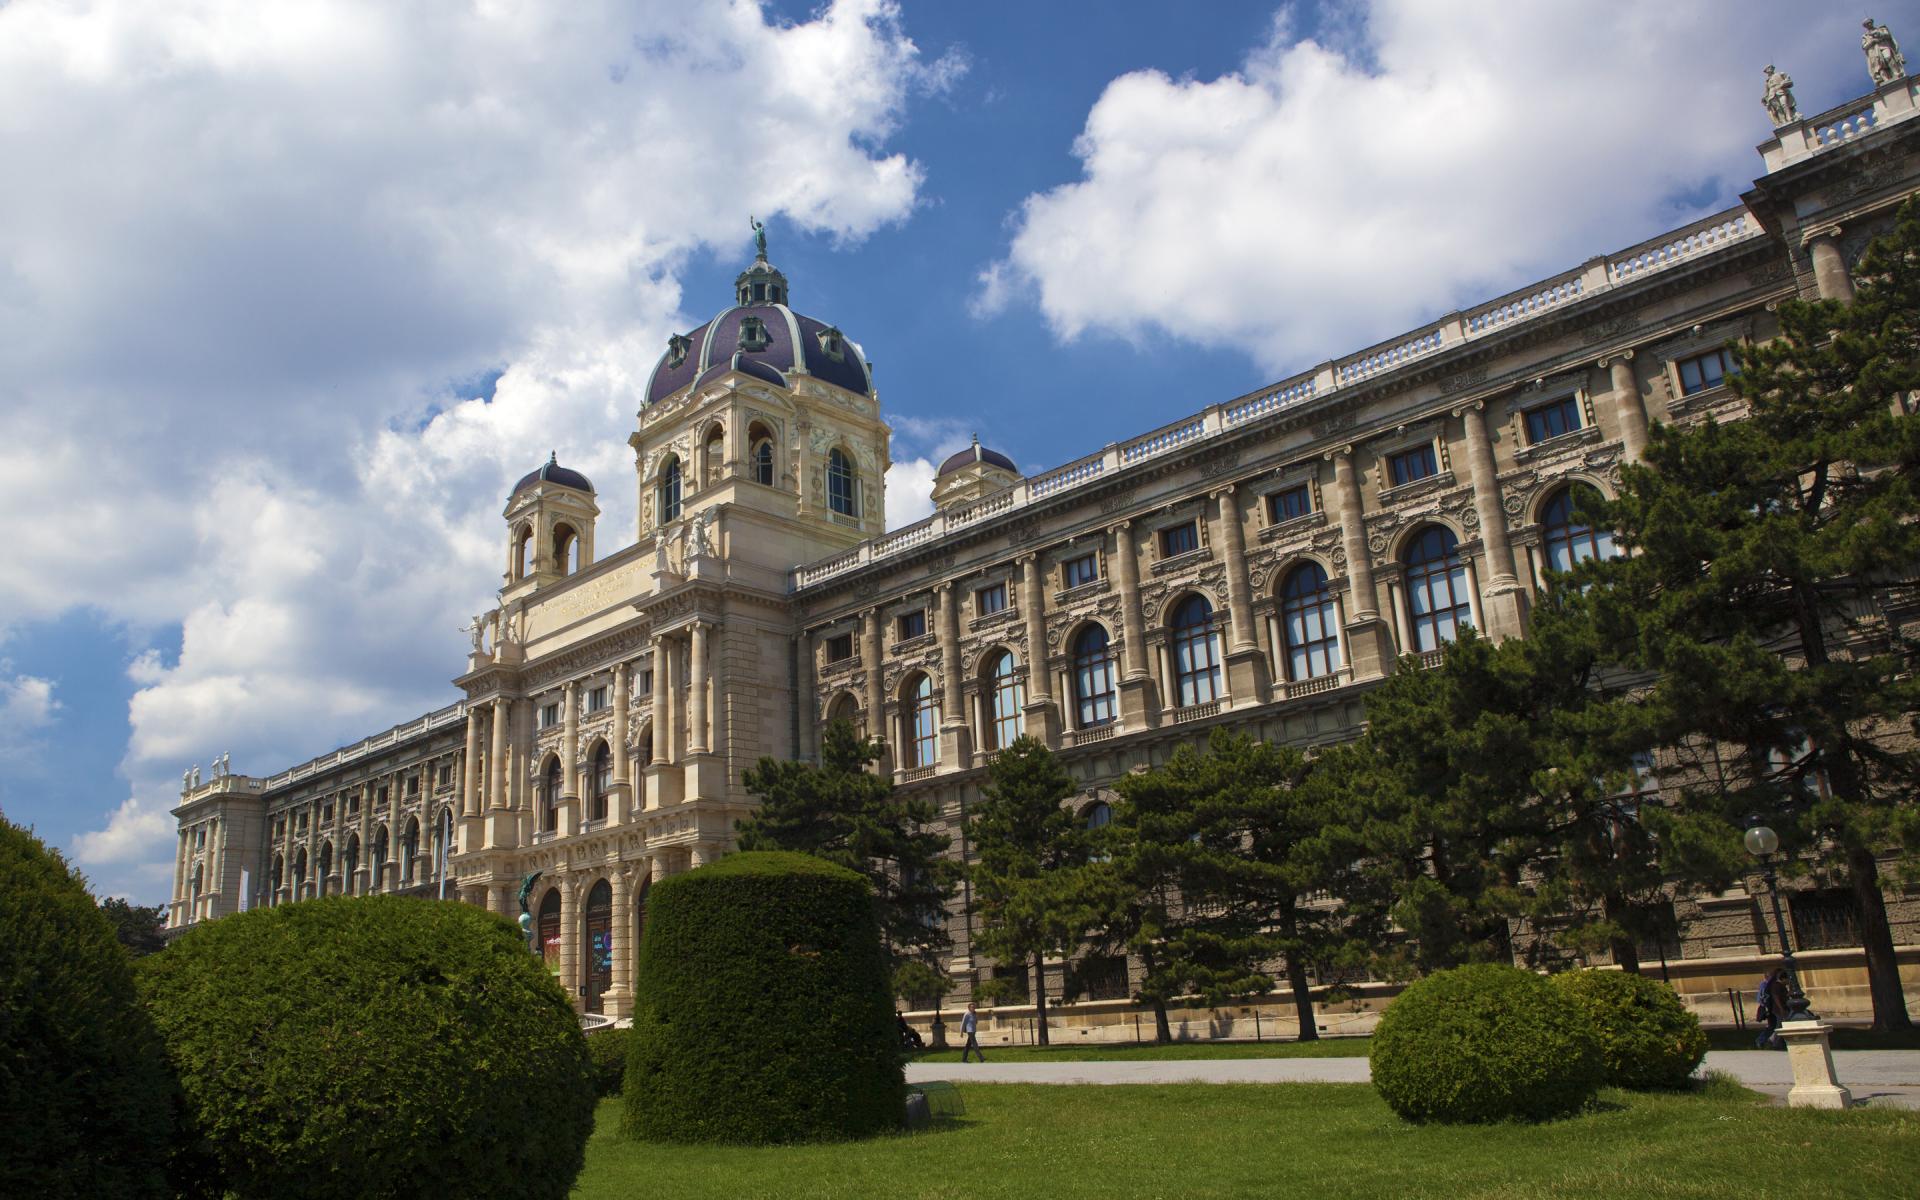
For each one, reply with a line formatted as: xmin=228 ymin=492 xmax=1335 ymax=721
xmin=1603 ymin=890 xmax=1641 ymax=975
xmin=1032 ymin=953 xmax=1050 ymax=1046
xmin=1847 ymin=846 xmax=1914 ymax=1031
xmin=1286 ymin=955 xmax=1318 ymax=1041
xmin=1153 ymin=998 xmax=1172 ymax=1045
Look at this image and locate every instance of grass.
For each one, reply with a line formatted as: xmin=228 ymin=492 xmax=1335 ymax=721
xmin=576 ymin=1079 xmax=1920 ymax=1199
xmin=909 ymin=1036 xmax=1372 ymax=1063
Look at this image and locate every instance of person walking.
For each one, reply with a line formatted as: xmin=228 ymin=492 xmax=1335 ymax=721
xmin=1754 ymin=966 xmax=1791 ymax=1049
xmin=960 ymin=1002 xmax=986 ymax=1063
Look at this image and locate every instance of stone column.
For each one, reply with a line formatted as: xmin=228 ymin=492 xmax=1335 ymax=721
xmin=484 ymin=698 xmax=517 ymax=850
xmin=488 ymin=699 xmax=508 ymax=809
xmin=1603 ymin=350 xmax=1650 ymax=464
xmin=610 ymin=663 xmax=629 ymax=825
xmin=557 ymin=878 xmax=580 ymax=1011
xmin=649 ymin=640 xmax=669 ymax=764
xmin=489 ymin=883 xmax=512 ymax=916
xmin=689 ymin=842 xmax=713 ymax=869
xmin=1805 ymin=227 xmax=1855 ymax=302
xmin=688 ymin=622 xmax=710 ymax=755
xmin=602 ymin=869 xmax=635 ymax=1019
xmin=863 ymin=608 xmax=889 ymax=768
xmin=562 ymin=681 xmax=581 ymax=799
xmin=1018 ymin=554 xmax=1060 ymax=743
xmin=1110 ymin=520 xmax=1158 ymax=726
xmin=1331 ymin=449 xmax=1396 ymax=678
xmin=937 ymin=584 xmax=971 ymax=768
xmin=1458 ymin=403 xmax=1525 ymax=640
xmin=1212 ymin=484 xmax=1270 ymax=704
xmin=797 ymin=632 xmax=818 ymax=761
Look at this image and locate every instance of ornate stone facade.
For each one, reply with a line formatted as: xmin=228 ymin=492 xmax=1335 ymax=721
xmin=173 ymin=62 xmax=1920 ymax=1026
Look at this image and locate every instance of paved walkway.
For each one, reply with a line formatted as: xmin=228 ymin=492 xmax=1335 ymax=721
xmin=906 ymin=1051 xmax=1920 ymax=1109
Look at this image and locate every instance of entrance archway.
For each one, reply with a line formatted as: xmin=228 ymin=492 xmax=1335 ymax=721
xmin=583 ymin=880 xmax=612 ymax=1012
xmin=537 ymin=888 xmax=562 ymax=980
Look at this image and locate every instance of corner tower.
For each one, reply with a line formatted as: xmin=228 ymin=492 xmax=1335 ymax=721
xmin=630 ymin=222 xmax=889 ymax=594
xmin=502 ymin=453 xmax=599 ymax=601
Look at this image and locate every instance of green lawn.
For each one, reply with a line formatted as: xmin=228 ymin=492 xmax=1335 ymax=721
xmin=909 ymin=1036 xmax=1371 ymax=1062
xmin=575 ymin=1080 xmax=1920 ymax=1200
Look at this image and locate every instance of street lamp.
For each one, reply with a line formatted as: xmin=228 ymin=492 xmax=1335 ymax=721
xmin=1744 ymin=818 xmax=1813 ymax=1019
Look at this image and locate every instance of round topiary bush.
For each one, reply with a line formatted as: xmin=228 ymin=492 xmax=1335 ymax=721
xmin=587 ymin=1026 xmax=634 ymax=1097
xmin=0 ymin=819 xmax=177 ymax=1199
xmin=139 ymin=895 xmax=594 ymax=1200
xmin=1552 ymin=969 xmax=1707 ymax=1090
xmin=1371 ymin=962 xmax=1603 ymax=1124
xmin=623 ymin=851 xmax=902 ymax=1144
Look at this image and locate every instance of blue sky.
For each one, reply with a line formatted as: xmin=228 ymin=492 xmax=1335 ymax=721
xmin=0 ymin=1 xmax=1889 ymax=900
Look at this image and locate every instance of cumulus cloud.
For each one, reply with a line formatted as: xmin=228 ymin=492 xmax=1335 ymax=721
xmin=883 ymin=414 xmax=973 ymax=530
xmin=0 ymin=671 xmax=61 ymax=769
xmin=979 ymin=1 xmax=1863 ymax=374
xmin=0 ymin=0 xmax=938 ymax=897
xmin=72 ymin=797 xmax=173 ymax=867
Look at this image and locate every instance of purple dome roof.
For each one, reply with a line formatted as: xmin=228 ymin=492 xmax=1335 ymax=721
xmin=643 ymin=303 xmax=872 ymax=407
xmin=937 ymin=439 xmax=1019 ymax=478
xmin=511 ymin=452 xmax=593 ymax=498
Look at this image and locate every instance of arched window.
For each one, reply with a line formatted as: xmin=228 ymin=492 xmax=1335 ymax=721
xmin=906 ymin=674 xmax=937 ymax=769
xmin=401 ymin=819 xmax=419 ymax=883
xmin=514 ymin=527 xmax=532 ymax=579
xmin=1084 ymin=801 xmax=1112 ymax=830
xmin=554 ymin=523 xmax=579 ymax=576
xmin=752 ymin=437 xmax=775 ymax=486
xmin=828 ymin=449 xmax=856 ymax=517
xmin=1404 ymin=526 xmax=1474 ymax=652
xmin=703 ymin=425 xmax=725 ymax=487
xmin=1540 ymin=485 xmax=1616 ymax=574
xmin=659 ymin=455 xmax=682 ymax=523
xmin=293 ymin=847 xmax=308 ymax=892
xmin=1170 ymin=595 xmax=1222 ymax=707
xmin=590 ymin=742 xmax=611 ymax=822
xmin=271 ymin=853 xmax=285 ymax=897
xmin=985 ymin=651 xmax=1025 ymax=752
xmin=638 ymin=723 xmax=654 ymax=768
xmin=541 ymin=757 xmax=562 ymax=833
xmin=824 ymin=694 xmax=860 ymax=744
xmin=319 ymin=842 xmax=333 ymax=892
xmin=371 ymin=827 xmax=388 ymax=889
xmin=1281 ymin=562 xmax=1341 ymax=682
xmin=1072 ymin=625 xmax=1116 ymax=729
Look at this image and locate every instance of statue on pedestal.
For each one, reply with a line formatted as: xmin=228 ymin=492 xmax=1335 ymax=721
xmin=1763 ymin=65 xmax=1798 ymax=128
xmin=469 ymin=613 xmax=489 ymax=655
xmin=1864 ymin=19 xmax=1906 ymax=87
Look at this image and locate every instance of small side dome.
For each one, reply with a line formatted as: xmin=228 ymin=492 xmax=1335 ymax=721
xmin=937 ymin=437 xmax=1019 ymax=478
xmin=511 ymin=451 xmax=594 ymax=499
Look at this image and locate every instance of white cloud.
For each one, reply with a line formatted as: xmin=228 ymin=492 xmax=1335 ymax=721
xmin=882 ymin=414 xmax=972 ymax=529
xmin=980 ymin=1 xmax=1864 ymax=375
xmin=0 ymin=671 xmax=61 ymax=770
xmin=2 ymin=0 xmax=938 ymax=899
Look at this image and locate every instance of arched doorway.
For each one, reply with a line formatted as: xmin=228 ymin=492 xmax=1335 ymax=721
xmin=537 ymin=888 xmax=563 ymax=980
xmin=583 ymin=880 xmax=613 ymax=1012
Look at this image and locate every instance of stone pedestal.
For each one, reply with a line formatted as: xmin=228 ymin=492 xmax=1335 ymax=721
xmin=1224 ymin=647 xmax=1270 ymax=708
xmin=1342 ymin=616 xmax=1398 ymax=680
xmin=1118 ymin=675 xmax=1160 ymax=729
xmin=1780 ymin=1020 xmax=1852 ymax=1110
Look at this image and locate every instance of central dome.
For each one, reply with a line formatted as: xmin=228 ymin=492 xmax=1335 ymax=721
xmin=643 ymin=235 xmax=872 ymax=407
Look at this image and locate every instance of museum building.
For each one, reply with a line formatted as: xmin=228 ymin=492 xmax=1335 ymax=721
xmin=170 ymin=54 xmax=1920 ymax=1029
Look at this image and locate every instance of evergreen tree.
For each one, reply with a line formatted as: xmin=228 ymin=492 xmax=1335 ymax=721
xmin=737 ymin=718 xmax=957 ymax=978
xmin=99 ymin=896 xmax=168 ymax=958
xmin=965 ymin=736 xmax=1093 ymax=1046
xmin=1575 ymin=199 xmax=1920 ymax=1030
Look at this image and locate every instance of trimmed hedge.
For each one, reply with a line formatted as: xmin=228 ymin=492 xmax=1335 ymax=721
xmin=0 ymin=819 xmax=177 ymax=1199
xmin=1553 ymin=969 xmax=1707 ymax=1089
xmin=139 ymin=895 xmax=594 ymax=1200
xmin=588 ymin=1027 xmax=634 ymax=1097
xmin=623 ymin=851 xmax=903 ymax=1143
xmin=1371 ymin=963 xmax=1603 ymax=1124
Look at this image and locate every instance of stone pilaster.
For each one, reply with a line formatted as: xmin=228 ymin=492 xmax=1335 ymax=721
xmin=1805 ymin=227 xmax=1855 ymax=302
xmin=863 ymin=608 xmax=890 ymax=768
xmin=1018 ymin=554 xmax=1060 ymax=743
xmin=1331 ymin=448 xmax=1396 ymax=678
xmin=609 ymin=662 xmax=629 ymax=825
xmin=485 ymin=699 xmax=516 ymax=849
xmin=1458 ymin=403 xmax=1526 ymax=640
xmin=687 ymin=622 xmax=710 ymax=755
xmin=1110 ymin=520 xmax=1158 ymax=727
xmin=937 ymin=583 xmax=971 ymax=768
xmin=602 ymin=868 xmax=635 ymax=1019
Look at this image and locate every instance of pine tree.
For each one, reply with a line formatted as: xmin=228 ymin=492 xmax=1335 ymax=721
xmin=965 ymin=736 xmax=1093 ymax=1046
xmin=1576 ymin=199 xmax=1920 ymax=1029
xmin=737 ymin=718 xmax=958 ymax=978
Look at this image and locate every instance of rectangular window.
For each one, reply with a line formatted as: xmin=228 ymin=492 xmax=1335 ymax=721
xmin=1677 ymin=348 xmax=1735 ymax=396
xmin=1268 ymin=484 xmax=1312 ymax=523
xmin=406 ymin=775 xmax=419 ymax=796
xmin=1524 ymin=395 xmax=1582 ymax=443
xmin=639 ymin=670 xmax=653 ymax=694
xmin=539 ymin=703 xmax=559 ymax=729
xmin=586 ymin=686 xmax=608 ymax=713
xmin=347 ymin=793 xmax=360 ymax=815
xmin=437 ymin=765 xmax=452 ymax=788
xmin=825 ymin=633 xmax=855 ymax=663
xmin=321 ymin=803 xmax=332 ymax=824
xmin=1077 ymin=955 xmax=1131 ymax=1002
xmin=975 ymin=583 xmax=1008 ymax=617
xmin=1061 ymin=553 xmax=1099 ymax=589
xmin=896 ymin=610 xmax=928 ymax=641
xmin=1159 ymin=521 xmax=1199 ymax=558
xmin=1790 ymin=890 xmax=1860 ymax=952
xmin=1388 ymin=444 xmax=1438 ymax=487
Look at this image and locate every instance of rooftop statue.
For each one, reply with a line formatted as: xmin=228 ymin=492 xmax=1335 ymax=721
xmin=750 ymin=214 xmax=767 ymax=259
xmin=1763 ymin=64 xmax=1798 ymax=127
xmin=1864 ymin=19 xmax=1906 ymax=87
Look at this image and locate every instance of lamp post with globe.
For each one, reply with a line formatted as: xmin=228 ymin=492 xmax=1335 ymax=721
xmin=1744 ymin=818 xmax=1813 ymax=1019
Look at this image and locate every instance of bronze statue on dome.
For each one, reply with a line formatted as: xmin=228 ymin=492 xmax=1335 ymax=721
xmin=750 ymin=215 xmax=767 ymax=258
